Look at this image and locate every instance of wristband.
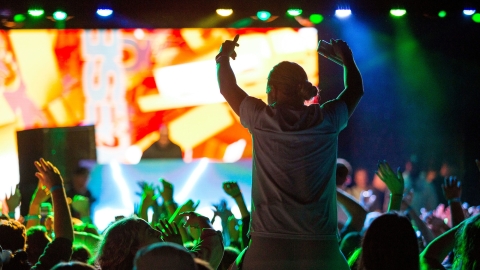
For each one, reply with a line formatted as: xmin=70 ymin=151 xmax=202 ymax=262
xmin=8 ymin=212 xmax=16 ymax=218
xmin=390 ymin=193 xmax=403 ymax=198
xmin=448 ymin=197 xmax=461 ymax=204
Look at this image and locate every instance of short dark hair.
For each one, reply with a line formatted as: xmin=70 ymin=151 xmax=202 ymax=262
xmin=0 ymin=219 xmax=26 ymax=251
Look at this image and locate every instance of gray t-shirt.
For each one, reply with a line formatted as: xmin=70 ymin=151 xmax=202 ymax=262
xmin=240 ymin=96 xmax=348 ymax=240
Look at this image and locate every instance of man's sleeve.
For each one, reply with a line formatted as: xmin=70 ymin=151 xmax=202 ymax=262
xmin=321 ymin=99 xmax=349 ymax=132
xmin=239 ymin=96 xmax=266 ymax=129
xmin=31 ymin=237 xmax=72 ymax=270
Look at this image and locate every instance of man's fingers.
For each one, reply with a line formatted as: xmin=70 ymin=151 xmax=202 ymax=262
xmin=232 ymin=34 xmax=239 ymax=45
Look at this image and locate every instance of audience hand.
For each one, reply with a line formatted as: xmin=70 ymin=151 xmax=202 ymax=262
xmin=375 ymin=160 xmax=404 ymax=196
xmin=212 ymin=199 xmax=233 ymax=224
xmin=34 ymin=158 xmax=64 ymax=190
xmin=218 ymin=34 xmax=239 ymax=60
xmin=159 ymin=178 xmax=174 ymax=202
xmin=138 ymin=181 xmax=158 ymax=205
xmin=179 ymin=211 xmax=212 ymax=229
xmin=155 ymin=219 xmax=182 ymax=246
xmin=5 ymin=185 xmax=21 ymax=213
xmin=331 ymin=39 xmax=353 ymax=62
xmin=222 ymin=181 xmax=242 ymax=198
xmin=442 ymin=176 xmax=461 ymax=201
xmin=31 ymin=180 xmax=50 ymax=205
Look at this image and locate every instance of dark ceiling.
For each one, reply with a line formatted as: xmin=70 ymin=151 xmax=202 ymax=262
xmin=2 ymin=0 xmax=478 ymax=29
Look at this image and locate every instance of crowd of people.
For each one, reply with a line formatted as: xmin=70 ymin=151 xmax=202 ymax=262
xmin=1 ymin=35 xmax=479 ymax=270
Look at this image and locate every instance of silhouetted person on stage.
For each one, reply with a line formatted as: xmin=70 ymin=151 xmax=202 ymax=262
xmin=141 ymin=124 xmax=182 ymax=160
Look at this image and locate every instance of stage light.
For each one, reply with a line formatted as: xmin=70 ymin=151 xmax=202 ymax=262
xmin=97 ymin=8 xmax=113 ymax=17
xmin=309 ymin=13 xmax=324 ymax=24
xmin=216 ymin=9 xmax=233 ymax=16
xmin=257 ymin=10 xmax=271 ymax=21
xmin=335 ymin=9 xmax=352 ymax=18
xmin=473 ymin=13 xmax=480 ymax=23
xmin=53 ymin=10 xmax=67 ymax=21
xmin=390 ymin=9 xmax=406 ymax=17
xmin=13 ymin=14 xmax=26 ymax=22
xmin=28 ymin=9 xmax=44 ymax=17
xmin=287 ymin=8 xmax=303 ymax=16
xmin=438 ymin=10 xmax=447 ymax=18
xmin=463 ymin=9 xmax=476 ymax=16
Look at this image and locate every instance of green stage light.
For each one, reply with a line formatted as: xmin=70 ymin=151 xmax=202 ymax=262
xmin=53 ymin=10 xmax=67 ymax=21
xmin=257 ymin=10 xmax=271 ymax=21
xmin=473 ymin=13 xmax=480 ymax=23
xmin=309 ymin=14 xmax=324 ymax=24
xmin=438 ymin=10 xmax=447 ymax=18
xmin=28 ymin=9 xmax=44 ymax=17
xmin=390 ymin=9 xmax=407 ymax=17
xmin=13 ymin=14 xmax=26 ymax=22
xmin=287 ymin=9 xmax=302 ymax=16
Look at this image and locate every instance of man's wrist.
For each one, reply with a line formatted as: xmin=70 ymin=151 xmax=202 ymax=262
xmin=448 ymin=197 xmax=461 ymax=204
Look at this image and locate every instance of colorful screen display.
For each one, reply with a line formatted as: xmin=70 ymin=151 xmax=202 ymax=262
xmin=0 ymin=27 xmax=318 ymax=197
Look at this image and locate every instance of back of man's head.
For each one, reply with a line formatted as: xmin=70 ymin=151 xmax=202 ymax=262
xmin=134 ymin=242 xmax=196 ymax=270
xmin=0 ymin=219 xmax=26 ymax=251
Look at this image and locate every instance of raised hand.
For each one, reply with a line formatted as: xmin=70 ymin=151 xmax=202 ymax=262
xmin=34 ymin=158 xmax=64 ymax=190
xmin=158 ymin=178 xmax=174 ymax=202
xmin=217 ymin=34 xmax=240 ymax=60
xmin=222 ymin=181 xmax=242 ymax=198
xmin=442 ymin=176 xmax=461 ymax=201
xmin=179 ymin=211 xmax=212 ymax=229
xmin=375 ymin=160 xmax=404 ymax=196
xmin=5 ymin=185 xmax=21 ymax=214
xmin=212 ymin=199 xmax=233 ymax=224
xmin=155 ymin=219 xmax=182 ymax=246
xmin=331 ymin=39 xmax=353 ymax=62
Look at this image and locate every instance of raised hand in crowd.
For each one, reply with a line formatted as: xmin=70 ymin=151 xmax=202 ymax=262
xmin=376 ymin=160 xmax=405 ymax=211
xmin=158 ymin=178 xmax=176 ymax=217
xmin=5 ymin=184 xmax=21 ymax=219
xmin=137 ymin=181 xmax=158 ymax=221
xmin=179 ymin=211 xmax=224 ymax=269
xmin=442 ymin=176 xmax=465 ymax=226
xmin=32 ymin=158 xmax=73 ymax=269
xmin=222 ymin=181 xmax=250 ymax=249
xmin=155 ymin=219 xmax=182 ymax=246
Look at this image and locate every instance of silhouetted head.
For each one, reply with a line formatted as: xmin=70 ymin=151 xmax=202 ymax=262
xmin=453 ymin=214 xmax=480 ymax=269
xmin=133 ymin=242 xmax=196 ymax=270
xmin=0 ymin=219 xmax=26 ymax=251
xmin=26 ymin=226 xmax=51 ymax=265
xmin=267 ymin=61 xmax=318 ymax=107
xmin=95 ymin=217 xmax=162 ymax=270
xmin=358 ymin=212 xmax=419 ymax=270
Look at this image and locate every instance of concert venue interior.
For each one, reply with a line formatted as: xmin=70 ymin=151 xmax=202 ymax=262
xmin=1 ymin=0 xmax=479 ymax=231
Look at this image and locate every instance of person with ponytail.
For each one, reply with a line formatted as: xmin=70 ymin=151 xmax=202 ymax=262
xmin=216 ymin=35 xmax=363 ymax=269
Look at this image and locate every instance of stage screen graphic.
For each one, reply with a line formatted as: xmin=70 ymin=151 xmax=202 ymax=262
xmin=0 ymin=27 xmax=318 ymax=199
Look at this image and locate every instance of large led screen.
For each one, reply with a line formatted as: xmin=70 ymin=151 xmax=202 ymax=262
xmin=0 ymin=27 xmax=318 ymax=195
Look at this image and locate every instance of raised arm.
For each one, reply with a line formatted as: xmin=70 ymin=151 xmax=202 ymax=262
xmin=336 ymin=188 xmax=367 ymax=233
xmin=332 ymin=39 xmax=364 ymax=117
xmin=32 ymin=158 xmax=73 ymax=270
xmin=216 ymin=34 xmax=248 ymax=116
xmin=34 ymin=159 xmax=73 ymax=241
xmin=442 ymin=176 xmax=465 ymax=226
xmin=375 ymin=160 xmax=405 ymax=212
